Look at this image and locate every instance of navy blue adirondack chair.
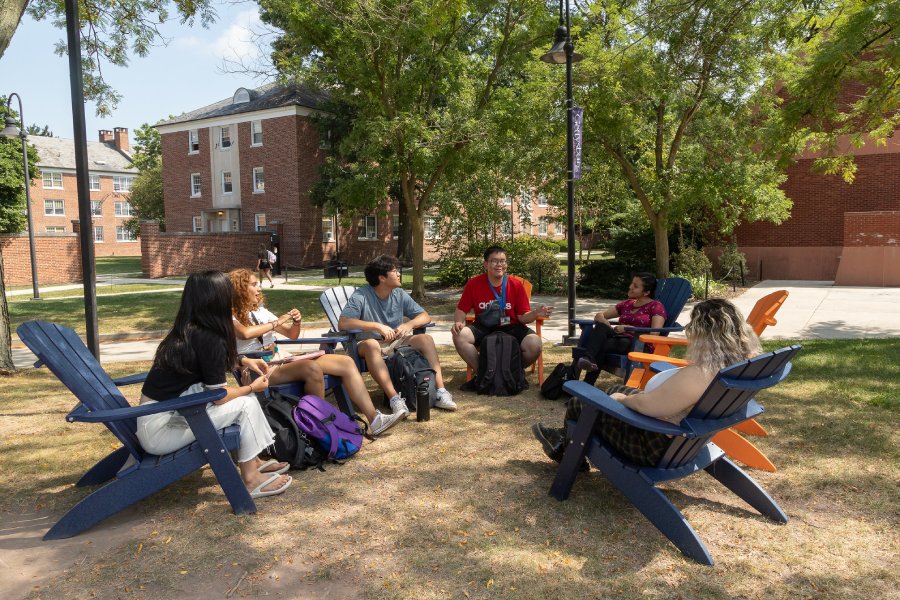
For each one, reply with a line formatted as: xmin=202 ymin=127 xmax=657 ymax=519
xmin=237 ymin=333 xmax=356 ymax=417
xmin=319 ymin=285 xmax=433 ymax=373
xmin=571 ymin=276 xmax=692 ymax=385
xmin=17 ymin=321 xmax=257 ymax=540
xmin=550 ymin=345 xmax=801 ymax=565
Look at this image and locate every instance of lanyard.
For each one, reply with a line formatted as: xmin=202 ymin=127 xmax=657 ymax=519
xmin=488 ymin=275 xmax=507 ymax=314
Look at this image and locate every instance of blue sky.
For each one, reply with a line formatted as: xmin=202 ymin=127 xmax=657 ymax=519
xmin=0 ymin=2 xmax=275 ymax=142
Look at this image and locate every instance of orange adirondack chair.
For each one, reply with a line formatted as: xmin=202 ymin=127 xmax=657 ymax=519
xmin=465 ymin=274 xmax=545 ymax=384
xmin=623 ymin=290 xmax=789 ymax=472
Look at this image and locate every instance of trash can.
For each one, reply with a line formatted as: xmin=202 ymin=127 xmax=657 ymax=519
xmin=324 ymin=261 xmax=349 ymax=278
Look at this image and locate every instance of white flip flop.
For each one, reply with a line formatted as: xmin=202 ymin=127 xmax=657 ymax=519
xmin=250 ymin=473 xmax=292 ymax=499
xmin=257 ymin=459 xmax=290 ymax=475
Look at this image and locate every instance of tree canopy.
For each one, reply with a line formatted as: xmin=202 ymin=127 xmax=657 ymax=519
xmin=125 ymin=122 xmax=164 ymax=234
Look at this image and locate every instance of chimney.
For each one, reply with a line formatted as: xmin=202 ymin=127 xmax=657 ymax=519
xmin=113 ymin=127 xmax=130 ymax=153
xmin=99 ymin=129 xmax=114 ymax=143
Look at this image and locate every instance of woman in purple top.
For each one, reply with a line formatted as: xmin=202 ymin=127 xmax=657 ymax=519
xmin=577 ymin=273 xmax=667 ymax=372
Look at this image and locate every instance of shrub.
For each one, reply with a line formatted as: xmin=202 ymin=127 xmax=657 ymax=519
xmin=675 ymin=271 xmax=726 ymax=300
xmin=521 ymin=250 xmax=562 ymax=292
xmin=541 ymin=240 xmax=560 ymax=253
xmin=609 ymin=227 xmax=656 ymax=271
xmin=671 ymin=246 xmax=711 ymax=278
xmin=577 ymin=259 xmax=634 ymax=298
xmin=503 ymin=236 xmax=546 ymax=274
xmin=717 ymin=243 xmax=747 ymax=282
xmin=437 ymin=255 xmax=482 ymax=286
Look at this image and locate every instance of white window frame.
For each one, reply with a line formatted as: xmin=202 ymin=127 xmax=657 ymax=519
xmin=188 ymin=129 xmax=200 ymax=154
xmin=538 ymin=217 xmax=549 ymax=237
xmin=113 ymin=176 xmax=133 ymax=192
xmin=42 ymin=171 xmax=63 ymax=189
xmin=424 ymin=216 xmax=439 ymax=240
xmin=45 ymin=226 xmax=66 ymax=234
xmin=220 ymin=126 xmax=232 ymax=149
xmin=252 ymin=167 xmax=265 ymax=193
xmin=116 ymin=225 xmax=136 ymax=242
xmin=502 ymin=194 xmax=512 ymax=206
xmin=114 ymin=201 xmax=132 ymax=217
xmin=44 ymin=199 xmax=64 ymax=216
xmin=90 ymin=200 xmax=102 ymax=216
xmin=392 ymin=215 xmax=400 ymax=240
xmin=222 ymin=171 xmax=233 ymax=194
xmin=93 ymin=226 xmax=104 ymax=243
xmin=358 ymin=215 xmax=378 ymax=240
xmin=255 ymin=213 xmax=267 ymax=232
xmin=89 ymin=174 xmax=101 ymax=191
xmin=192 ymin=216 xmax=203 ymax=232
xmin=251 ymin=120 xmax=263 ymax=146
xmin=537 ymin=194 xmax=548 ymax=207
xmin=322 ymin=216 xmax=335 ymax=242
xmin=555 ymin=220 xmax=565 ymax=236
xmin=191 ymin=173 xmax=201 ymax=197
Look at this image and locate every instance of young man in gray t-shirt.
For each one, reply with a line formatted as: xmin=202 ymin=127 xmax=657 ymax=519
xmin=339 ymin=255 xmax=456 ymax=417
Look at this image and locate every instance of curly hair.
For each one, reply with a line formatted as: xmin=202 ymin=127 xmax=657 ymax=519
xmin=229 ymin=268 xmax=263 ymax=326
xmin=685 ymin=299 xmax=761 ymax=374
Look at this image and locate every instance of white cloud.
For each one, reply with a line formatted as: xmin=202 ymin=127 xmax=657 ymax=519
xmin=173 ymin=36 xmax=203 ymax=49
xmin=209 ymin=10 xmax=264 ymax=63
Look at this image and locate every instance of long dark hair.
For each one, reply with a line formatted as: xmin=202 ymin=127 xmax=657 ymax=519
xmin=153 ymin=271 xmax=238 ymax=373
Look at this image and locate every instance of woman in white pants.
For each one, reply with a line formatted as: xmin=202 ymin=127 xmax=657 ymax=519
xmin=136 ymin=271 xmax=292 ymax=499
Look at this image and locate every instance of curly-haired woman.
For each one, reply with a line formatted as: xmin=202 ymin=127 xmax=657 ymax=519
xmin=229 ymin=268 xmax=403 ymax=436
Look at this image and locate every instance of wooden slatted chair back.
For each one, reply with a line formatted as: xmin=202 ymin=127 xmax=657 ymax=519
xmin=320 ymin=285 xmax=358 ymax=331
xmin=653 ymin=277 xmax=693 ymax=328
xmin=508 ymin=274 xmax=532 ymax=299
xmin=655 ymin=345 xmax=800 ymax=470
xmin=745 ymin=290 xmax=789 ymax=337
xmin=17 ymin=320 xmax=145 ymax=461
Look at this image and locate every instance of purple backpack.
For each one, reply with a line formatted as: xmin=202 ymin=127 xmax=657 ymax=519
xmin=292 ymin=395 xmax=364 ymax=460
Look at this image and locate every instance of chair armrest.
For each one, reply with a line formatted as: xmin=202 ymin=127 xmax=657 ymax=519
xmin=562 ymin=380 xmax=687 ymax=436
xmin=639 ymin=334 xmax=688 ymax=347
xmin=650 ymin=360 xmax=685 ymax=374
xmin=111 ymin=372 xmax=149 ymax=386
xmin=621 ymin=325 xmax=684 ymax=335
xmin=66 ymin=388 xmax=227 ymax=423
xmin=627 ymin=352 xmax=689 ymax=369
xmin=572 ymin=319 xmax=596 ymax=327
xmin=277 ymin=335 xmax=349 ymax=346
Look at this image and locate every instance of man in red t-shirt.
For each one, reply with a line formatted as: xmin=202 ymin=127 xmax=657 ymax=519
xmin=452 ymin=245 xmax=553 ymax=370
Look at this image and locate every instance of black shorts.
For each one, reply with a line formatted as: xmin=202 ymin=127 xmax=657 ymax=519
xmin=467 ymin=322 xmax=536 ymax=347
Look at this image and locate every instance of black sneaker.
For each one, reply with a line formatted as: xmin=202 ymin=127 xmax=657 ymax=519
xmin=531 ymin=423 xmax=590 ymax=471
xmin=460 ymin=378 xmax=478 ymax=392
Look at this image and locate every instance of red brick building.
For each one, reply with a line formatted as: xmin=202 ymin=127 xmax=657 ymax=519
xmin=25 ymin=130 xmax=139 ymax=257
xmin=732 ymin=132 xmax=900 ymax=284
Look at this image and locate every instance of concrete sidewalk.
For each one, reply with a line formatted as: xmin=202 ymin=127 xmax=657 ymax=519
xmin=11 ymin=280 xmax=900 ymax=369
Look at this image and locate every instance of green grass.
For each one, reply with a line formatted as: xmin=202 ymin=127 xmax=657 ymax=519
xmin=94 ymin=256 xmax=143 ymax=275
xmin=7 ymin=284 xmax=183 ymax=301
xmin=0 ymin=340 xmax=897 ymax=599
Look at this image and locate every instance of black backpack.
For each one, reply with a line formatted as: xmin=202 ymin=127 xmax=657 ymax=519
xmin=259 ymin=389 xmax=328 ymax=471
xmin=475 ymin=331 xmax=528 ymax=396
xmin=385 ymin=346 xmax=436 ymax=412
xmin=540 ymin=362 xmax=575 ymax=400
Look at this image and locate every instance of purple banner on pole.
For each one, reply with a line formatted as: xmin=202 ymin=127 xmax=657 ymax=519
xmin=573 ymin=107 xmax=583 ymax=180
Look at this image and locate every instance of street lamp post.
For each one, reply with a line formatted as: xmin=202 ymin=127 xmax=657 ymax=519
xmin=1 ymin=93 xmax=41 ymax=301
xmin=541 ymin=0 xmax=583 ymax=342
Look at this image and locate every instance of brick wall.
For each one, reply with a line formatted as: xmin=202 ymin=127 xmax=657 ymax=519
xmin=843 ymin=211 xmax=900 ymax=247
xmin=1 ymin=233 xmax=83 ymax=285
xmin=161 ymin=128 xmax=212 ymax=234
xmin=834 ymin=211 xmax=900 ymax=286
xmin=140 ymin=221 xmax=273 ymax=277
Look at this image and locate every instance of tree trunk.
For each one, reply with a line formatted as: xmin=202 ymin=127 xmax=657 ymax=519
xmin=652 ymin=219 xmax=670 ymax=279
xmin=0 ymin=0 xmax=28 ymax=59
xmin=410 ymin=211 xmax=426 ymax=301
xmin=0 ymin=249 xmax=15 ymax=372
xmin=396 ymin=200 xmax=413 ymax=264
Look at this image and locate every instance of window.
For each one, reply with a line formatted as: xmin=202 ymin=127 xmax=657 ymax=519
xmin=252 ymin=167 xmax=265 ymax=193
xmin=93 ymin=226 xmax=104 ymax=243
xmin=222 ymin=172 xmax=233 ymax=194
xmin=537 ymin=194 xmax=548 ymax=207
xmin=392 ymin=215 xmax=400 ymax=239
xmin=114 ymin=201 xmax=132 ymax=217
xmin=322 ymin=216 xmax=335 ymax=242
xmin=44 ymin=199 xmax=64 ymax=216
xmin=191 ymin=173 xmax=201 ymax=197
xmin=113 ymin=176 xmax=133 ymax=192
xmin=424 ymin=216 xmax=439 ymax=240
xmin=89 ymin=174 xmax=101 ymax=191
xmin=538 ymin=217 xmax=549 ymax=237
xmin=45 ymin=226 xmax=66 ymax=234
xmin=251 ymin=120 xmax=263 ymax=146
xmin=188 ymin=129 xmax=200 ymax=153
xmin=357 ymin=215 xmax=377 ymax=239
xmin=116 ymin=226 xmax=136 ymax=241
xmin=220 ymin=126 xmax=232 ymax=149
xmin=502 ymin=194 xmax=512 ymax=206
xmin=90 ymin=201 xmax=102 ymax=216
xmin=42 ymin=171 xmax=63 ymax=189
xmin=501 ymin=218 xmax=512 ymax=237
xmin=521 ymin=188 xmax=532 ymax=205
xmin=192 ymin=216 xmax=203 ymax=232
xmin=556 ymin=220 xmax=565 ymax=236
xmin=255 ymin=213 xmax=267 ymax=232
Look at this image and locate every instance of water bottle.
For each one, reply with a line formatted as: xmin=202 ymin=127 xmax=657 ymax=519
xmin=416 ymin=379 xmax=431 ymax=422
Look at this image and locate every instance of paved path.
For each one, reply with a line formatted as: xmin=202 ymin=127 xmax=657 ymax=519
xmin=11 ymin=280 xmax=900 ymax=369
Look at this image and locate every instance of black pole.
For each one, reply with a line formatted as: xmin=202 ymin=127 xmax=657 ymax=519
xmin=564 ymin=0 xmax=576 ymax=341
xmin=64 ymin=0 xmax=100 ymax=357
xmin=5 ymin=94 xmax=40 ymax=300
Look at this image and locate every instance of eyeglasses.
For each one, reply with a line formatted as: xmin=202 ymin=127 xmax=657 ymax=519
xmin=488 ymin=259 xmax=508 ymax=266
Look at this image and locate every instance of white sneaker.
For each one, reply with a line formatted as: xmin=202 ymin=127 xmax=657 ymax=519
xmin=370 ymin=410 xmax=404 ymax=436
xmin=389 ymin=394 xmax=411 ymax=418
xmin=434 ymin=388 xmax=458 ymax=411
